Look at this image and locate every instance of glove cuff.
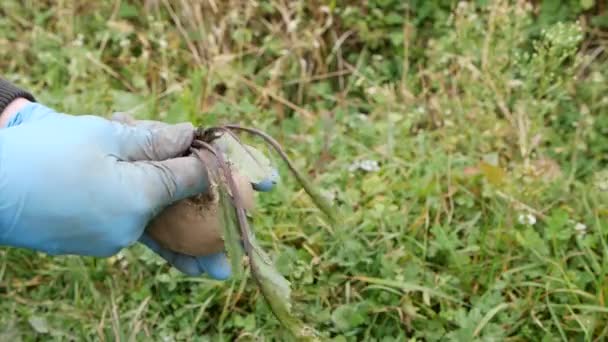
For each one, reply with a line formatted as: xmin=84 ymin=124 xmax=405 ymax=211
xmin=0 ymin=78 xmax=36 ymax=116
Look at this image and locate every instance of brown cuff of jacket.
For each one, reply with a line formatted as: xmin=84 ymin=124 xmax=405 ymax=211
xmin=0 ymin=78 xmax=36 ymax=116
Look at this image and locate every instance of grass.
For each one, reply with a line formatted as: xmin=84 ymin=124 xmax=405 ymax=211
xmin=1 ymin=1 xmax=608 ymax=341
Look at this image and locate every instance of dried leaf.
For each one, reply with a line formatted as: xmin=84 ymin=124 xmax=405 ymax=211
xmin=107 ymin=20 xmax=134 ymax=34
xmin=479 ymin=162 xmax=506 ymax=186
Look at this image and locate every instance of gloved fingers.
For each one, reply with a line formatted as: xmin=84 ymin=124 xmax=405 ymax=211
xmin=122 ymin=151 xmax=217 ymax=208
xmin=111 ymin=112 xmax=171 ymax=130
xmin=113 ymin=120 xmax=195 ymax=161
xmin=111 ymin=112 xmax=279 ymax=192
xmin=252 ymin=168 xmax=280 ymax=192
xmin=139 ymin=233 xmax=231 ymax=279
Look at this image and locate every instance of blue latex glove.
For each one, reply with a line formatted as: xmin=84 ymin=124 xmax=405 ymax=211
xmin=0 ymin=102 xmax=277 ymax=279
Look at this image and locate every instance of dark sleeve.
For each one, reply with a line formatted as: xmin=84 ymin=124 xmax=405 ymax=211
xmin=0 ymin=78 xmax=36 ymax=115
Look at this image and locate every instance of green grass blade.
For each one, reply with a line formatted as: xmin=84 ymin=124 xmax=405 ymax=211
xmin=352 ymin=275 xmax=463 ymax=304
xmin=473 ymin=303 xmax=510 ymax=337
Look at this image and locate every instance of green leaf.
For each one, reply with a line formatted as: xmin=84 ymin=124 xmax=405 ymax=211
xmin=545 ymin=209 xmax=572 ymax=241
xmin=247 ymin=227 xmax=320 ymax=341
xmin=516 ymin=227 xmax=549 ymax=256
xmin=591 ymin=13 xmax=608 ymax=28
xmin=213 ymin=132 xmax=276 ymax=184
xmin=384 ymin=13 xmax=403 ymax=25
xmin=580 ymin=0 xmax=594 ymax=10
xmin=119 ymin=2 xmax=139 ymax=18
xmin=233 ymin=314 xmax=256 ymax=330
xmin=28 ymin=316 xmax=49 ymax=334
xmin=206 ymin=138 xmax=319 ymax=340
xmin=331 ymin=303 xmax=369 ymax=331
xmin=218 ymin=182 xmax=245 ymax=278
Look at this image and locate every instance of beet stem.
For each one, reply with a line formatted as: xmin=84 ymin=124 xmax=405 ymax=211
xmin=222 ymin=124 xmax=338 ymax=224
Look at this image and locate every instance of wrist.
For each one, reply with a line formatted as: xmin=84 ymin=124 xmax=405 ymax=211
xmin=0 ymin=78 xmax=36 ymax=128
xmin=0 ymin=98 xmax=31 ymax=127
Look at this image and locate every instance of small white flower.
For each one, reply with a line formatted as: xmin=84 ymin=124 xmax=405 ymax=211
xmin=574 ymin=222 xmax=587 ymax=232
xmin=348 ymin=159 xmax=380 ymax=173
xmin=360 ymin=160 xmax=380 ymax=172
xmin=594 ymin=171 xmax=608 ymax=191
xmin=72 ymin=34 xmax=84 ymax=47
xmin=120 ymin=38 xmax=130 ymax=48
xmin=321 ymin=189 xmax=337 ymax=202
xmin=508 ymin=79 xmax=524 ymax=88
xmin=287 ymin=20 xmax=299 ymax=32
xmin=356 ymin=113 xmax=368 ymax=121
xmin=158 ymin=39 xmax=167 ymax=49
xmin=518 ymin=213 xmax=537 ymax=225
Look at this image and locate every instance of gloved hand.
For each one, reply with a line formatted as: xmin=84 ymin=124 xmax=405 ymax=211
xmin=110 ymin=112 xmax=279 ymax=279
xmin=0 ymin=101 xmax=277 ymax=279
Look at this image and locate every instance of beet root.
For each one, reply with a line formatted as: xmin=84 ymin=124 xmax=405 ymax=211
xmin=145 ymin=165 xmax=255 ymax=256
